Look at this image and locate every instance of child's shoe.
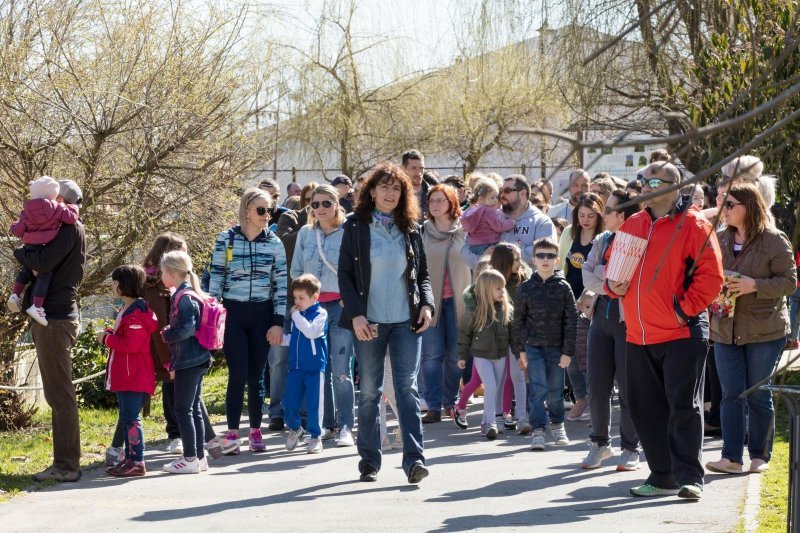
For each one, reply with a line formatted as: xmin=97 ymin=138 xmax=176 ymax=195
xmin=249 ymin=428 xmax=266 ymax=452
xmin=453 ymin=408 xmax=468 ymax=430
xmin=320 ymin=428 xmax=336 ymax=441
xmin=7 ymin=293 xmax=21 ymax=313
xmin=531 ymin=428 xmax=546 ymax=450
xmin=480 ymin=423 xmax=498 ymax=440
xmin=222 ymin=430 xmax=240 ymax=455
xmin=199 ymin=456 xmax=209 ymax=472
xmin=494 ymin=415 xmax=505 ymax=434
xmin=550 ymin=423 xmax=570 ymax=445
xmin=104 ymin=446 xmax=123 ymax=467
xmin=286 ymin=427 xmax=305 ymax=451
xmin=502 ymin=413 xmax=516 ymax=431
xmin=517 ymin=420 xmax=533 ymax=435
xmin=307 ymin=437 xmax=323 ymax=454
xmin=106 ymin=458 xmax=130 ymax=475
xmin=162 ymin=457 xmax=200 ymax=474
xmin=167 ymin=438 xmax=183 ymax=454
xmin=205 ymin=436 xmax=224 ymax=460
xmin=336 ymin=425 xmax=355 ymax=447
xmin=110 ymin=460 xmax=145 ymax=477
xmin=26 ymin=305 xmax=47 ymax=326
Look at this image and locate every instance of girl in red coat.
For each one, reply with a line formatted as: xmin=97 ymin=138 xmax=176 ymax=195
xmin=98 ymin=265 xmax=158 ymax=477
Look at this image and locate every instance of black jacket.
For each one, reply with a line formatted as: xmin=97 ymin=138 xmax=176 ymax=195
xmin=337 ymin=214 xmax=435 ymax=332
xmin=511 ymin=270 xmax=577 ymax=356
xmin=15 ymin=220 xmax=86 ymax=320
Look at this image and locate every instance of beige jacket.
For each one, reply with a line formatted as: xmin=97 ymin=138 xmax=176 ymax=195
xmin=710 ymin=226 xmax=796 ymax=345
xmin=422 ymin=220 xmax=471 ymax=328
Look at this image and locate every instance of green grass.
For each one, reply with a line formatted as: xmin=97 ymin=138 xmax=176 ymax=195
xmin=756 ymin=370 xmax=800 ymax=532
xmin=0 ymin=368 xmax=229 ymax=502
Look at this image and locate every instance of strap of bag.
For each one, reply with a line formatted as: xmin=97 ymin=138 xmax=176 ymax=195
xmin=315 ymin=227 xmax=338 ymax=275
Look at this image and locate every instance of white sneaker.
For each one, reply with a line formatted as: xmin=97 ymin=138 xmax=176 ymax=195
xmin=105 ymin=446 xmax=123 ymax=467
xmin=336 ymin=425 xmax=355 ymax=447
xmin=7 ymin=294 xmax=21 ymax=313
xmin=286 ymin=427 xmax=305 ymax=451
xmin=320 ymin=428 xmax=335 ymax=441
xmin=167 ymin=438 xmax=183 ymax=454
xmin=551 ymin=423 xmax=570 ymax=445
xmin=162 ymin=457 xmax=200 ymax=474
xmin=199 ymin=456 xmax=209 ymax=472
xmin=531 ymin=428 xmax=546 ymax=451
xmin=582 ymin=442 xmax=613 ymax=469
xmin=26 ymin=304 xmax=47 ymax=326
xmin=307 ymin=437 xmax=323 ymax=454
xmin=495 ymin=415 xmax=505 ymax=434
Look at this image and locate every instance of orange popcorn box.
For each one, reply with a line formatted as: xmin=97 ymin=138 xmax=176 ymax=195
xmin=606 ymin=231 xmax=649 ymax=283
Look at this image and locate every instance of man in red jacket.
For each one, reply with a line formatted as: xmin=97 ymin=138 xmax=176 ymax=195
xmin=606 ymin=162 xmax=723 ymax=500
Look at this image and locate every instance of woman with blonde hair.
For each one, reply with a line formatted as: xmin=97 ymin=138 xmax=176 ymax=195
xmin=291 ymin=184 xmax=355 ymax=445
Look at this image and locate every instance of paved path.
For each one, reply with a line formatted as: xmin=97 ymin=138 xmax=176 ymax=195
xmin=2 ymin=401 xmax=749 ymax=532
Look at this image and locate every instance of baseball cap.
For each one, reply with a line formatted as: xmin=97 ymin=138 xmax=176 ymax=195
xmin=331 ymin=175 xmax=352 ymax=187
xmin=57 ymin=179 xmax=83 ymax=205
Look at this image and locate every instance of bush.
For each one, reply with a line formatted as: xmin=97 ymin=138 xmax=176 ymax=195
xmin=0 ymin=389 xmax=37 ymax=431
xmin=72 ymin=320 xmax=116 ymax=409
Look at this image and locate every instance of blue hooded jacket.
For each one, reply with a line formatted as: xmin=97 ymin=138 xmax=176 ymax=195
xmin=289 ymin=302 xmax=328 ymax=372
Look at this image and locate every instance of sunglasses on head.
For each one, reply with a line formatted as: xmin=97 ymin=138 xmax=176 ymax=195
xmin=534 ymin=252 xmax=558 ymax=260
xmin=311 ymin=200 xmax=334 ymax=209
xmin=723 ymin=200 xmax=742 ymax=210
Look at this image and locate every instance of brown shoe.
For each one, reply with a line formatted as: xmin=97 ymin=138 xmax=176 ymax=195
xmin=32 ymin=466 xmax=81 ymax=483
xmin=421 ymin=410 xmax=441 ymax=423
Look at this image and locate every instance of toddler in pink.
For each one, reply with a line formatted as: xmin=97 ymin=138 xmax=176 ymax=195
xmin=8 ymin=176 xmax=80 ymax=325
xmin=460 ymin=179 xmax=516 ymax=255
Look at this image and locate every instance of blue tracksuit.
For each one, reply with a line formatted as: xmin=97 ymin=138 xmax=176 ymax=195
xmin=283 ymin=303 xmax=328 ymax=438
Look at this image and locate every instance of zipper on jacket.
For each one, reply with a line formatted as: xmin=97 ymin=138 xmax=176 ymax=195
xmin=636 ymin=220 xmax=658 ymax=345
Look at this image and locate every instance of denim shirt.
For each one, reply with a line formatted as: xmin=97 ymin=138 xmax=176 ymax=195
xmin=290 ymin=223 xmax=344 ymax=293
xmin=367 ymin=219 xmax=409 ymax=323
xmin=162 ymin=282 xmax=212 ymax=371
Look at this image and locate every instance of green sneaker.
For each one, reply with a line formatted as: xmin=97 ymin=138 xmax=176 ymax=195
xmin=678 ymin=483 xmax=703 ymax=500
xmin=629 ymin=483 xmax=680 ymax=497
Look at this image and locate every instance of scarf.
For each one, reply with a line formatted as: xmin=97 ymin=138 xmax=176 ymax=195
xmin=372 ymin=209 xmax=395 ymax=230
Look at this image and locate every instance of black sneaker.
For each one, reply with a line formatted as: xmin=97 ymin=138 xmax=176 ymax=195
xmin=359 ymin=465 xmax=378 ymax=482
xmin=268 ymin=418 xmax=285 ymax=431
xmin=408 ymin=463 xmax=429 ymax=484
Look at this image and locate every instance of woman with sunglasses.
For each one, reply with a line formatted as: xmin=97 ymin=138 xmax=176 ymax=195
xmin=705 ymin=182 xmax=795 ymax=475
xmin=338 ymin=162 xmax=434 ymax=484
xmin=557 ymin=192 xmax=605 ymax=422
xmin=581 ymin=189 xmax=642 ymax=470
xmin=290 ymin=184 xmax=356 ymax=446
xmin=206 ymin=188 xmax=287 ymax=454
xmin=420 ymin=184 xmax=471 ymax=424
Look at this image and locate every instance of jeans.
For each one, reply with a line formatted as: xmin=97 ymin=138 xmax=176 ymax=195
xmin=224 ymin=301 xmax=272 ymax=429
xmin=161 ymin=381 xmax=181 ymax=440
xmin=566 ymin=346 xmax=587 ymax=400
xmin=473 ymin=357 xmax=507 ymax=426
xmin=284 ymin=370 xmax=324 ymax=438
xmin=268 ymin=315 xmax=291 ymax=421
xmin=421 ymin=298 xmax=460 ymax=411
xmin=354 ymin=320 xmax=425 ymax=476
xmin=174 ymin=362 xmax=209 ymax=459
xmin=526 ymin=345 xmax=566 ymax=429
xmin=789 ymin=287 xmax=800 ymax=341
xmin=322 ymin=301 xmax=355 ymax=429
xmin=116 ymin=391 xmax=148 ymax=462
xmin=715 ymin=337 xmax=785 ymax=464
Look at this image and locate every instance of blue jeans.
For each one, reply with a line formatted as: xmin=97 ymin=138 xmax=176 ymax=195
xmin=715 ymin=337 xmax=785 ymax=464
xmin=116 ymin=392 xmax=148 ymax=462
xmin=566 ymin=348 xmax=587 ymax=400
xmin=322 ymin=301 xmax=355 ymax=429
xmin=789 ymin=287 xmax=800 ymax=341
xmin=174 ymin=362 xmax=208 ymax=458
xmin=526 ymin=345 xmax=566 ymax=429
xmin=267 ymin=315 xmax=291 ymax=420
xmin=421 ymin=298 xmax=460 ymax=411
xmin=354 ymin=320 xmax=425 ymax=476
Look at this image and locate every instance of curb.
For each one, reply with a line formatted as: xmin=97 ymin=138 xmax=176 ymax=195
xmin=743 ymin=471 xmax=762 ymax=532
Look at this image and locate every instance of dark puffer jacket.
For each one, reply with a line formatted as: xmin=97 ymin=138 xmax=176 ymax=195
xmin=511 ymin=270 xmax=578 ymax=356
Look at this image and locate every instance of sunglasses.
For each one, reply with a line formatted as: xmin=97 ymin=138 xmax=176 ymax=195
xmin=501 ymin=187 xmax=521 ymax=195
xmin=311 ymin=200 xmax=334 ymax=209
xmin=253 ymin=206 xmax=268 ymax=216
xmin=638 ymin=177 xmax=673 ymax=189
xmin=723 ymin=200 xmax=742 ymax=210
xmin=534 ymin=252 xmax=558 ymax=260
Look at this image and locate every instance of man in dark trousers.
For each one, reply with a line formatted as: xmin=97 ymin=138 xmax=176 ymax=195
xmin=15 ymin=179 xmax=86 ymax=482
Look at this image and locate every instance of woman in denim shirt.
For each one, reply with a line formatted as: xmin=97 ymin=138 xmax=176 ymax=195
xmin=291 ymin=184 xmax=356 ymax=447
xmin=338 ymin=162 xmax=435 ymax=484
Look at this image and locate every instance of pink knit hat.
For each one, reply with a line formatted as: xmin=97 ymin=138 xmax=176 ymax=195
xmin=29 ymin=176 xmax=60 ymax=201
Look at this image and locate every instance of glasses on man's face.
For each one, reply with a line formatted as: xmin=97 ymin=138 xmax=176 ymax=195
xmin=311 ymin=200 xmax=334 ymax=209
xmin=638 ymin=177 xmax=673 ymax=189
xmin=253 ymin=206 xmax=268 ymax=216
xmin=534 ymin=252 xmax=558 ymax=260
xmin=428 ymin=198 xmax=448 ymax=205
xmin=723 ymin=200 xmax=742 ymax=210
xmin=501 ymin=187 xmax=521 ymax=195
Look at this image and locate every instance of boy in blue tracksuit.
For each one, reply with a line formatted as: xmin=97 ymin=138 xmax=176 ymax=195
xmin=284 ymin=274 xmax=328 ymax=454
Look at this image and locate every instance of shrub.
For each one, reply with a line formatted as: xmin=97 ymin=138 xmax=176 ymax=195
xmin=72 ymin=320 xmax=116 ymax=409
xmin=0 ymin=389 xmax=37 ymax=431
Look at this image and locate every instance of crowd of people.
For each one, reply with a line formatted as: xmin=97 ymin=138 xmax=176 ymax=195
xmin=9 ymin=148 xmax=798 ymax=500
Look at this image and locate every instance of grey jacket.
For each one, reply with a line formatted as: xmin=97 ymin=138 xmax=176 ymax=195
xmin=582 ymin=231 xmax=625 ymax=323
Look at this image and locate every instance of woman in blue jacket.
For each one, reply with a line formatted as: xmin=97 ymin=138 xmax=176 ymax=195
xmin=207 ymin=188 xmax=287 ymax=454
xmin=338 ymin=162 xmax=435 ymax=484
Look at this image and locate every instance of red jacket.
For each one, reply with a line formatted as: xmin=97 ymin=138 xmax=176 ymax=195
xmin=605 ymin=198 xmax=724 ymax=345
xmin=103 ymin=299 xmax=158 ymax=394
xmin=11 ymin=199 xmax=80 ymax=245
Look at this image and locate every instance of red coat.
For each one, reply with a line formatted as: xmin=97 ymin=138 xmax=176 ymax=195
xmin=103 ymin=299 xmax=158 ymax=394
xmin=10 ymin=199 xmax=80 ymax=245
xmin=605 ymin=198 xmax=724 ymax=345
